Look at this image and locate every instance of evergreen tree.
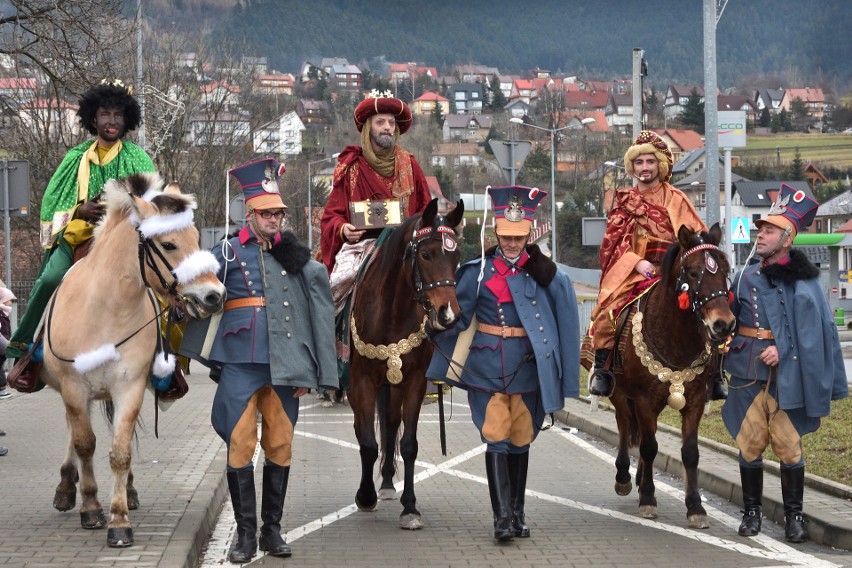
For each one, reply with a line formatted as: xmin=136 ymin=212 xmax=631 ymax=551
xmin=678 ymin=88 xmax=705 ymax=133
xmin=779 ymin=108 xmax=792 ymax=131
xmin=489 ymin=75 xmax=507 ymax=110
xmin=788 ymin=149 xmax=805 ymax=180
xmin=771 ymin=113 xmax=782 ymax=133
xmin=645 ymin=88 xmax=662 ymax=127
xmin=759 ymin=107 xmax=771 ymax=127
xmin=431 ymin=99 xmax=445 ymax=128
xmin=790 ymin=97 xmax=808 ymax=119
xmin=483 ymin=125 xmax=499 ymax=155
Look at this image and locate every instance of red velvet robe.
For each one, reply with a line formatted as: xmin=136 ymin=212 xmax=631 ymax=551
xmin=319 ymin=145 xmax=431 ymax=273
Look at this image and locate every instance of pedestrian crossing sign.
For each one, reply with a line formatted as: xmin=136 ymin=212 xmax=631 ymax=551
xmin=731 ymin=217 xmax=751 ymax=243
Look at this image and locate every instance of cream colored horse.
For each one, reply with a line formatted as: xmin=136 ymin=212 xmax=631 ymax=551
xmin=41 ymin=172 xmax=225 ymax=548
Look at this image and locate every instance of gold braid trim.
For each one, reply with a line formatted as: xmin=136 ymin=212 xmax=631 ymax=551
xmin=350 ymin=315 xmax=427 ymax=384
xmin=631 ymin=311 xmax=711 ymax=410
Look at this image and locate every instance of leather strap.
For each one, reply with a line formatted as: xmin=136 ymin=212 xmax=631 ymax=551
xmin=224 ymin=297 xmax=266 ymax=311
xmin=736 ymin=325 xmax=774 ymax=340
xmin=477 ymin=322 xmax=527 ymax=338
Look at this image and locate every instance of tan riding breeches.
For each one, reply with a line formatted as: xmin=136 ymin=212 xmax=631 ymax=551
xmin=228 ymin=385 xmax=294 ymax=469
xmin=735 ymin=387 xmax=803 ymax=464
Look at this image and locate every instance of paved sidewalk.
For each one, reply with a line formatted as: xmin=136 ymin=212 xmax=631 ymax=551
xmin=0 ymin=372 xmax=228 ymax=568
xmin=555 ymin=397 xmax=852 ymax=551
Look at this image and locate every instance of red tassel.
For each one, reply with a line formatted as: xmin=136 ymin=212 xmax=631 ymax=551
xmin=727 ymin=290 xmax=735 ymax=304
xmin=678 ymin=291 xmax=690 ymax=310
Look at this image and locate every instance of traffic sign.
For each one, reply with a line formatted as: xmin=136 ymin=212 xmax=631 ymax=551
xmin=731 ymin=217 xmax=750 ymax=243
xmin=489 ymin=139 xmax=532 ymax=184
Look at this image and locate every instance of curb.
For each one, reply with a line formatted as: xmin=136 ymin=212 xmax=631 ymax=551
xmin=555 ymin=397 xmax=852 ymax=551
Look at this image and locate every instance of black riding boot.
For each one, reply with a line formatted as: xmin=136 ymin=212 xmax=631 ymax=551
xmin=780 ymin=466 xmax=809 ymax=543
xmin=508 ymin=452 xmax=530 ymax=538
xmin=737 ymin=466 xmax=763 ymax=536
xmin=588 ymin=348 xmax=614 ymax=397
xmin=226 ymin=469 xmax=258 ymax=564
xmin=485 ymin=452 xmax=514 ymax=541
xmin=259 ymin=463 xmax=292 ymax=557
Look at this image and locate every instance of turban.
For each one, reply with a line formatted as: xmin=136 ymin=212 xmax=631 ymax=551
xmin=624 ymin=130 xmax=674 ymax=183
xmin=354 ymin=94 xmax=412 ymax=134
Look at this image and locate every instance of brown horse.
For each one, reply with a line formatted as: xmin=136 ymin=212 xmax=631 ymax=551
xmin=609 ymin=224 xmax=735 ymax=528
xmin=348 ymin=198 xmax=463 ymax=529
xmin=41 ymin=173 xmax=225 ymax=547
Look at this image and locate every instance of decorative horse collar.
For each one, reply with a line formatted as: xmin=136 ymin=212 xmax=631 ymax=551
xmin=350 ymin=315 xmax=427 ymax=384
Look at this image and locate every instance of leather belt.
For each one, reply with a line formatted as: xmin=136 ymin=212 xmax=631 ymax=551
xmin=736 ymin=326 xmax=774 ymax=340
xmin=224 ymin=297 xmax=266 ymax=311
xmin=477 ymin=322 xmax=527 ymax=338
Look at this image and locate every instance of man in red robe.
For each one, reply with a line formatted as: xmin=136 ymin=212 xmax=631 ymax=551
xmin=587 ymin=131 xmax=725 ymax=400
xmin=320 ymin=92 xmax=432 ymax=275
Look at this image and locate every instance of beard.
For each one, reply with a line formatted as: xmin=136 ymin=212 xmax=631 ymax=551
xmin=371 ymin=132 xmax=395 ymax=150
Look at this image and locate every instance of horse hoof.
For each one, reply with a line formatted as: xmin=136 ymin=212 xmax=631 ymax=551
xmin=688 ymin=514 xmax=710 ymax=529
xmin=53 ymin=492 xmax=76 ymax=512
xmin=80 ymin=509 xmax=107 ymax=529
xmin=638 ymin=505 xmax=658 ymax=519
xmin=127 ymin=490 xmax=139 ymax=511
xmin=378 ymin=488 xmax=397 ymax=500
xmin=614 ymin=481 xmax=632 ymax=496
xmin=399 ymin=513 xmax=423 ymax=530
xmin=107 ymin=527 xmax=134 ymax=547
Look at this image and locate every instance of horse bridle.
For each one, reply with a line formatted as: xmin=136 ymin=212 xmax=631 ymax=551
xmin=676 ymin=243 xmax=729 ymax=312
xmin=404 ymin=216 xmax=459 ymax=312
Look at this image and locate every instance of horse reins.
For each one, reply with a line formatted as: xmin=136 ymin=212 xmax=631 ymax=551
xmin=677 ymin=243 xmax=730 ymax=312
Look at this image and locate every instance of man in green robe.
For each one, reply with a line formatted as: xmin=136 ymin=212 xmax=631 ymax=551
xmin=7 ymin=81 xmax=154 ymax=361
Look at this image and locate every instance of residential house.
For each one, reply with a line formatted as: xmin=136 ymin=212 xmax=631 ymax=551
xmin=449 ymin=83 xmax=486 ymax=115
xmin=442 ymin=114 xmax=492 ymax=143
xmin=497 ymin=75 xmax=518 ymax=100
xmin=815 ymin=189 xmax=852 ymax=234
xmin=503 ymin=98 xmax=530 ymax=119
xmin=326 ymin=63 xmax=363 ymax=90
xmin=581 ymin=80 xmax=616 ymax=93
xmin=663 ymin=84 xmax=718 ymax=122
xmin=241 ymin=56 xmax=268 ymax=75
xmin=424 ymin=175 xmax=453 ymax=212
xmin=653 ymin=129 xmax=704 ymax=164
xmin=717 ymin=95 xmax=758 ymax=125
xmin=184 ymin=110 xmax=251 ymax=146
xmin=732 ymin=180 xmax=815 ymax=228
xmin=252 ymin=111 xmax=306 ymax=156
xmin=780 ymin=88 xmax=827 ymax=121
xmin=0 ymin=77 xmax=38 ymax=103
xmin=411 ymin=92 xmax=449 ymax=117
xmin=387 ymin=63 xmax=439 ymax=82
xmin=753 ymin=88 xmax=784 ymax=115
xmin=452 ymin=64 xmax=499 ymax=87
xmin=430 ymin=142 xmax=481 ymax=169
xmin=671 ymin=147 xmax=720 ymax=179
xmin=299 ymin=61 xmax=327 ymax=83
xmin=297 ymin=99 xmax=329 ymax=128
xmin=253 ymin=73 xmax=295 ymax=96
xmin=510 ymin=79 xmax=536 ymax=105
xmin=565 ymin=90 xmax=609 ymax=114
xmin=530 ymin=68 xmax=551 ymax=79
xmin=672 ymin=165 xmax=748 ymax=212
xmin=605 ymin=93 xmax=636 ymax=134
xmin=15 ymin=98 xmax=81 ymax=140
xmin=804 ymin=162 xmax=829 ymax=190
xmin=200 ymin=81 xmax=241 ymax=112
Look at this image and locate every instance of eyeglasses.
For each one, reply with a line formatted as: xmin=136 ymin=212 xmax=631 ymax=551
xmin=258 ymin=210 xmax=285 ymax=220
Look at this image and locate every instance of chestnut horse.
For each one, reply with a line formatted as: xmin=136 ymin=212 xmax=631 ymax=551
xmin=609 ymin=224 xmax=735 ymax=528
xmin=348 ymin=198 xmax=463 ymax=529
xmin=41 ymin=173 xmax=225 ymax=547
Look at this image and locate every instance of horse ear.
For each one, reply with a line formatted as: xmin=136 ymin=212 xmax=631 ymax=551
xmin=676 ymin=224 xmax=695 ymax=250
xmin=129 ymin=193 xmax=158 ymax=220
xmin=445 ymin=200 xmax=465 ymax=227
xmin=708 ymin=223 xmax=722 ymax=245
xmin=163 ymin=182 xmax=181 ymax=195
xmin=421 ymin=198 xmax=438 ymax=226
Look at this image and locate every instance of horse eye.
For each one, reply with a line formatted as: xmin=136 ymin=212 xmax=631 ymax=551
xmin=688 ymin=269 xmax=700 ymax=279
xmin=420 ymin=250 xmax=431 ymax=260
xmin=161 ymin=242 xmax=177 ymax=252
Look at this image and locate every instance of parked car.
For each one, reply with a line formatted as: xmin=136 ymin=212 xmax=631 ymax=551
xmin=843 ymin=128 xmax=852 ymax=134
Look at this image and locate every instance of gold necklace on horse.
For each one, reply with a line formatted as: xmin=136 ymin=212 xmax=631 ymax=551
xmin=631 ymin=311 xmax=711 ymax=410
xmin=350 ymin=315 xmax=427 ymax=384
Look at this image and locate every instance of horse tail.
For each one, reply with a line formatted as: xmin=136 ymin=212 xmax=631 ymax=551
xmin=100 ymin=400 xmax=142 ymax=444
xmin=376 ymin=383 xmax=399 ymax=478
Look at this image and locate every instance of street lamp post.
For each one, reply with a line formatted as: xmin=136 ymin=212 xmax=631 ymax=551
xmin=510 ymin=117 xmax=595 ymax=261
xmin=307 ymin=153 xmax=339 ymax=250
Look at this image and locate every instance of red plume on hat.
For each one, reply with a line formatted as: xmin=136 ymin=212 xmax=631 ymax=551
xmin=354 ymin=89 xmax=413 ymax=134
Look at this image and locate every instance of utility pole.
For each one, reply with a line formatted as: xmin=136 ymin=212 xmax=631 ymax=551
xmin=703 ymin=0 xmax=723 ymax=227
xmin=136 ymin=0 xmax=145 ymax=149
xmin=632 ymin=48 xmax=645 ymax=139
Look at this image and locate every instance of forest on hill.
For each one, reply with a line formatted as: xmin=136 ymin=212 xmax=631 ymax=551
xmin=145 ymin=0 xmax=852 ymax=89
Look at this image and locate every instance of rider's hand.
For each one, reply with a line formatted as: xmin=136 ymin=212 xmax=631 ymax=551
xmin=77 ymin=200 xmax=106 ymax=222
xmin=758 ymin=345 xmax=780 ymax=367
xmin=634 ymin=259 xmax=657 ymax=279
xmin=342 ymin=223 xmax=365 ymax=243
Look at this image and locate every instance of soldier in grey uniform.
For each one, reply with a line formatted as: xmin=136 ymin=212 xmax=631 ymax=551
xmin=198 ymin=158 xmax=337 ymax=563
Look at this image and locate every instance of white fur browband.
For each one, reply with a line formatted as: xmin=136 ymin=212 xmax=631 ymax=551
xmin=136 ymin=209 xmax=195 ymax=238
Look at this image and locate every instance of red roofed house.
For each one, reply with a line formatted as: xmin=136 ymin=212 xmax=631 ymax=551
xmin=780 ymin=88 xmax=827 ymax=121
xmin=564 ymin=90 xmax=609 ymax=113
xmin=253 ymin=73 xmax=295 ymax=96
xmin=653 ymin=129 xmax=704 ymax=163
xmin=17 ymin=98 xmax=81 ymax=140
xmin=200 ymin=81 xmax=241 ymax=111
xmin=664 ymin=85 xmax=720 ymax=122
xmin=411 ymin=91 xmax=449 ymax=116
xmin=0 ymin=77 xmax=38 ymax=103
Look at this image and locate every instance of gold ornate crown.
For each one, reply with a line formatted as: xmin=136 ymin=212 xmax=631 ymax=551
xmin=100 ymin=78 xmax=132 ymax=95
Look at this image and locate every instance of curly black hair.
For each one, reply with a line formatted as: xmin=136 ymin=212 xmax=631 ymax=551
xmin=77 ymin=83 xmax=142 ymax=137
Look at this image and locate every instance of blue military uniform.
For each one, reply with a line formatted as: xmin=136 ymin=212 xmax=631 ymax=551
xmin=188 ymin=158 xmax=337 ymax=561
xmin=722 ymin=183 xmax=848 ymax=543
xmin=427 ymin=185 xmax=580 ymax=542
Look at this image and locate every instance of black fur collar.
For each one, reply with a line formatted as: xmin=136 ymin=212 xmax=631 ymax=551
xmin=762 ymin=248 xmax=819 ymax=282
xmin=483 ymin=243 xmax=557 ymax=287
xmin=269 ymin=231 xmax=312 ymax=274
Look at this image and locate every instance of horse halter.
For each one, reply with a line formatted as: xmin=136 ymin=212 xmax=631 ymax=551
xmin=676 ymin=243 xmax=729 ymax=312
xmin=404 ymin=215 xmax=459 ymax=310
xmin=138 ymin=233 xmax=181 ymax=298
